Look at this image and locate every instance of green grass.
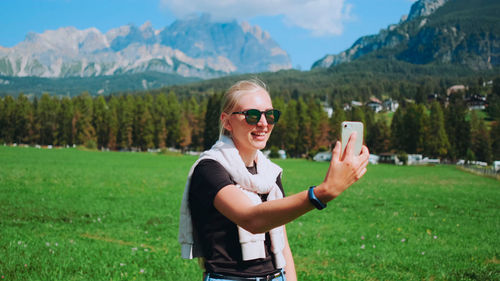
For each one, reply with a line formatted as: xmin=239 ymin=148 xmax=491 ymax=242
xmin=1 ymin=146 xmax=499 ymax=280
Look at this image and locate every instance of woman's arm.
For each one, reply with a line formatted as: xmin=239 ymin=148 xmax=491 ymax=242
xmin=214 ymin=133 xmax=369 ymax=234
xmin=283 ymin=226 xmax=297 ymax=281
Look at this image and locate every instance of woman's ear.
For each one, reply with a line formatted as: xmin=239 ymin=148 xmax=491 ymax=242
xmin=221 ymin=112 xmax=232 ymax=132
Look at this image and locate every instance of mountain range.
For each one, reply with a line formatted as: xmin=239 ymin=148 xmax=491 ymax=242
xmin=0 ymin=14 xmax=291 ymax=79
xmin=313 ymin=0 xmax=499 ymax=71
xmin=0 ymin=0 xmax=498 ymax=96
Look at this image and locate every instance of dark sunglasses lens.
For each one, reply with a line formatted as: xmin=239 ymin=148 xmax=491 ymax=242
xmin=265 ymin=109 xmax=280 ymax=124
xmin=245 ymin=109 xmax=261 ymax=125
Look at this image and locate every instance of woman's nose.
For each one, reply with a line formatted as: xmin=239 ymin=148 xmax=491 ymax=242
xmin=257 ymin=112 xmax=268 ymax=126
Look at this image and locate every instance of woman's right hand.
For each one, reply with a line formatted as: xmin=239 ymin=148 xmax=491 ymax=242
xmin=315 ymin=132 xmax=369 ymax=202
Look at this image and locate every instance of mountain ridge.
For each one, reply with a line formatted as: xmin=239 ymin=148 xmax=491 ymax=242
xmin=0 ymin=15 xmax=291 ymax=79
xmin=312 ymin=0 xmax=500 ymax=70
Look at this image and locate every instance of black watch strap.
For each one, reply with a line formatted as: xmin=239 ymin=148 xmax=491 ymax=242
xmin=308 ymin=186 xmax=327 ymax=210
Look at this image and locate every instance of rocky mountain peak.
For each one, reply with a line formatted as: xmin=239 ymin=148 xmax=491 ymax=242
xmin=407 ymin=0 xmax=449 ymax=21
xmin=0 ymin=15 xmax=291 ymax=79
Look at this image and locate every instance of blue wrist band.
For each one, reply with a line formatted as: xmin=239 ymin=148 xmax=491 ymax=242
xmin=308 ymin=186 xmax=327 ymax=210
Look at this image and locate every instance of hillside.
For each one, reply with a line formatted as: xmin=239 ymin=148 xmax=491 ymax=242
xmin=313 ymin=0 xmax=500 ymax=70
xmin=0 ymin=72 xmax=200 ymax=98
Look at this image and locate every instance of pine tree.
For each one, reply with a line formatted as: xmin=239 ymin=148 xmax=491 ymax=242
xmin=306 ymin=98 xmax=330 ymax=152
xmin=487 ymin=77 xmax=500 ymax=121
xmin=268 ymin=97 xmax=286 ymax=149
xmin=179 ymin=112 xmax=192 ymax=150
xmin=390 ymin=106 xmax=405 ymax=152
xmin=329 ymin=103 xmax=346 ymax=144
xmin=117 ymin=95 xmax=135 ymax=149
xmin=37 ymin=93 xmax=59 ymax=145
xmin=74 ymin=92 xmax=96 ymax=146
xmin=181 ymin=97 xmax=205 ymax=150
xmin=367 ymin=118 xmax=391 ymax=154
xmin=57 ymin=97 xmax=74 ymax=146
xmin=165 ymin=91 xmax=181 ymax=148
xmin=402 ymin=103 xmax=427 ymax=154
xmin=14 ymin=94 xmax=33 ymax=144
xmin=141 ymin=105 xmax=155 ymax=150
xmin=470 ymin=111 xmax=492 ymax=164
xmin=192 ymin=98 xmax=207 ymax=150
xmin=490 ymin=121 xmax=500 ymax=161
xmin=106 ymin=96 xmax=119 ymax=150
xmin=445 ymin=92 xmax=470 ymax=160
xmin=426 ymin=102 xmax=450 ymax=158
xmin=93 ymin=95 xmax=109 ymax=149
xmin=152 ymin=93 xmax=168 ymax=149
xmin=350 ymin=106 xmax=366 ymax=124
xmin=203 ymin=93 xmax=222 ymax=150
xmin=295 ymin=98 xmax=310 ymax=156
xmin=283 ymin=99 xmax=298 ymax=157
xmin=1 ymin=96 xmax=16 ymax=143
xmin=362 ymin=106 xmax=375 ymax=147
xmin=0 ymin=97 xmax=4 ymax=143
xmin=132 ymin=96 xmax=155 ymax=150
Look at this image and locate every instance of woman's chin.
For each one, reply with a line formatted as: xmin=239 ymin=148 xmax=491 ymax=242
xmin=250 ymin=139 xmax=268 ymax=150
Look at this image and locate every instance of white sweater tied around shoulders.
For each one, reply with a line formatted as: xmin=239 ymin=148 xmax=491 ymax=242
xmin=178 ymin=136 xmax=286 ymax=268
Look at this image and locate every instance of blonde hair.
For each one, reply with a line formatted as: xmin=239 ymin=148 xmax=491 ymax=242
xmin=219 ymin=79 xmax=270 ymax=138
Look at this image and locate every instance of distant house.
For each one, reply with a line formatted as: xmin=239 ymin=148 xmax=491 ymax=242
xmin=447 ymin=85 xmax=467 ymax=96
xmin=351 ymin=101 xmax=363 ymax=107
xmin=494 ymin=161 xmax=500 ymax=172
xmin=343 ymin=100 xmax=363 ymax=111
xmin=466 ymin=94 xmax=488 ymax=110
xmin=323 ymin=105 xmax=333 ymax=118
xmin=379 ymin=153 xmax=402 ymax=165
xmin=366 ymin=97 xmax=383 ymax=113
xmin=383 ymin=99 xmax=399 ymax=112
xmin=369 ymin=154 xmax=380 ymax=164
xmin=263 ymin=149 xmax=287 ymax=159
xmin=313 ymin=151 xmax=331 ymax=162
xmin=407 ymin=154 xmax=423 ymax=165
xmin=277 ymin=149 xmax=287 ymax=159
xmin=421 ymin=157 xmax=440 ymax=165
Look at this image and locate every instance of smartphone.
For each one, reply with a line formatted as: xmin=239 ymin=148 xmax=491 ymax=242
xmin=341 ymin=121 xmax=364 ymax=157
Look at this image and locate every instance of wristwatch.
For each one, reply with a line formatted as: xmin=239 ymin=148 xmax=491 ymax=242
xmin=308 ymin=186 xmax=327 ymax=210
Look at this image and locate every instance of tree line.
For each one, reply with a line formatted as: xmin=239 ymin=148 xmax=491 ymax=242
xmin=1 ymin=79 xmax=499 ymax=164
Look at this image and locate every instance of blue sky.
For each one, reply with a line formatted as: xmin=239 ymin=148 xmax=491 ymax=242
xmin=0 ymin=0 xmax=415 ymax=70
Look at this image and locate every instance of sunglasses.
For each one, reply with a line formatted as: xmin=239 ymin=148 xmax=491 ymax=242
xmin=232 ymin=109 xmax=281 ymax=125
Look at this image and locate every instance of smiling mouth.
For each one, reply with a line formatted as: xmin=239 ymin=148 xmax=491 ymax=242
xmin=252 ymin=132 xmax=267 ymax=137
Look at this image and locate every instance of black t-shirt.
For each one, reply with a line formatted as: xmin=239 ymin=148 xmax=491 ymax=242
xmin=189 ymin=159 xmax=284 ymax=277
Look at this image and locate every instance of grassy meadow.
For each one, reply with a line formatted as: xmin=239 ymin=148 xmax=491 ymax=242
xmin=0 ymin=146 xmax=499 ymax=280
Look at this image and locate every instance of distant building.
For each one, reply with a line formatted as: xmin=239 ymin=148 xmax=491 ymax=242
xmin=421 ymin=157 xmax=440 ymax=165
xmin=447 ymin=85 xmax=467 ymax=96
xmin=383 ymin=99 xmax=399 ymax=112
xmin=466 ymin=94 xmax=488 ymax=110
xmin=351 ymin=101 xmax=363 ymax=107
xmin=263 ymin=149 xmax=287 ymax=159
xmin=322 ymin=105 xmax=333 ymax=118
xmin=369 ymin=154 xmax=380 ymax=164
xmin=379 ymin=153 xmax=402 ymax=165
xmin=493 ymin=161 xmax=500 ymax=172
xmin=407 ymin=154 xmax=423 ymax=165
xmin=313 ymin=151 xmax=331 ymax=162
xmin=366 ymin=97 xmax=383 ymax=113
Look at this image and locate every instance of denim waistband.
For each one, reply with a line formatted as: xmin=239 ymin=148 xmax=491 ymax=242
xmin=204 ymin=269 xmax=286 ymax=281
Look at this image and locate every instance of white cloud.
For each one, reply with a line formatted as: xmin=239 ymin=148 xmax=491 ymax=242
xmin=159 ymin=0 xmax=352 ymax=36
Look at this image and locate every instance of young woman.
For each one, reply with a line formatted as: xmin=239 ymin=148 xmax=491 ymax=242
xmin=179 ymin=79 xmax=369 ymax=281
